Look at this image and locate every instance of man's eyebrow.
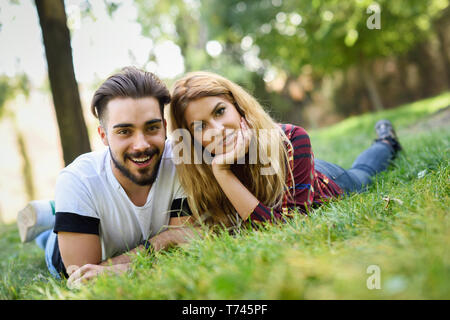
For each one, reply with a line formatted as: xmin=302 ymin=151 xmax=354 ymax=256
xmin=189 ymin=102 xmax=223 ymax=129
xmin=112 ymin=119 xmax=162 ymax=129
xmin=112 ymin=123 xmax=133 ymax=129
xmin=145 ymin=119 xmax=162 ymax=126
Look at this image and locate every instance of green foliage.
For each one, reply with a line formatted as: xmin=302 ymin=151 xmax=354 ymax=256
xmin=1 ymin=92 xmax=449 ymax=299
xmin=134 ymin=0 xmax=257 ymax=85
xmin=103 ymin=0 xmax=121 ymax=17
xmin=137 ymin=0 xmax=449 ymax=78
xmin=133 ymin=0 xmax=448 ymax=119
xmin=202 ymin=0 xmax=449 ymax=76
xmin=0 ymin=73 xmax=30 ymax=118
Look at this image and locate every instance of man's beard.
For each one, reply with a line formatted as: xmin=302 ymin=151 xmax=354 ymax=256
xmin=110 ymin=147 xmax=162 ymax=186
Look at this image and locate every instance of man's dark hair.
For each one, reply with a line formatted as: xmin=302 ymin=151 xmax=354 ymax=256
xmin=91 ymin=66 xmax=170 ymax=125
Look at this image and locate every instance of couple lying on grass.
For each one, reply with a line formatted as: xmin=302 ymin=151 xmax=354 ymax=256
xmin=17 ymin=67 xmax=402 ymax=288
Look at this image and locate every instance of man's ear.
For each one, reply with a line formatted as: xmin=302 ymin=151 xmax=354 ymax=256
xmin=163 ymin=119 xmax=168 ymax=138
xmin=98 ymin=125 xmax=109 ymax=146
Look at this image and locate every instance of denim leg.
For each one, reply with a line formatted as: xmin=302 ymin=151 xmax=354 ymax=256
xmin=35 ymin=229 xmax=52 ymax=250
xmin=314 ymin=159 xmax=362 ymax=195
xmin=347 ymin=141 xmax=395 ymax=190
xmin=315 ymin=141 xmax=395 ymax=195
xmin=44 ymin=231 xmax=61 ymax=279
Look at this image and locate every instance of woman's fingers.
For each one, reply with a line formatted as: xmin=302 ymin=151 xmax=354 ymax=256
xmin=237 ymin=130 xmax=247 ymax=158
xmin=240 ymin=118 xmax=251 ymax=154
xmin=212 ymin=118 xmax=251 ymax=166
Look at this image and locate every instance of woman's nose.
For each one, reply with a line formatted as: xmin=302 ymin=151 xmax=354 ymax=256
xmin=210 ymin=120 xmax=225 ymax=133
xmin=202 ymin=120 xmax=225 ymax=142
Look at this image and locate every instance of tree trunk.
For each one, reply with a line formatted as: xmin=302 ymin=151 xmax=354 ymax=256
xmin=35 ymin=0 xmax=91 ymax=165
xmin=408 ymin=40 xmax=444 ymax=98
xmin=435 ymin=14 xmax=450 ymax=87
xmin=361 ymin=62 xmax=384 ymax=111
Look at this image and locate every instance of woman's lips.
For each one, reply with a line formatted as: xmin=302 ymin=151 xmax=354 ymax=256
xmin=214 ymin=131 xmax=236 ymax=153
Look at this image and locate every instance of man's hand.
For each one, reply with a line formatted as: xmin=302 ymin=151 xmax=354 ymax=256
xmin=66 ymin=263 xmax=130 ymax=289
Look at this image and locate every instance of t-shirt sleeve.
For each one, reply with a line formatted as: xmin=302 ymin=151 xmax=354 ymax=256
xmin=172 ymin=173 xmax=187 ymax=199
xmin=169 ymin=198 xmax=193 ymax=218
xmin=248 ymin=125 xmax=315 ymax=223
xmin=169 ymin=173 xmax=192 ymax=218
xmin=53 ymin=171 xmax=100 ymax=235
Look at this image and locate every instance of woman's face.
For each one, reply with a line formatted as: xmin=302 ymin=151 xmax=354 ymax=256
xmin=183 ymin=96 xmax=242 ymax=155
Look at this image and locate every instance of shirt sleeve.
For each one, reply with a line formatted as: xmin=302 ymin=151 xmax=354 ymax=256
xmin=168 ymin=171 xmax=193 ymax=218
xmin=169 ymin=198 xmax=193 ymax=218
xmin=53 ymin=171 xmax=100 ymax=235
xmin=248 ymin=125 xmax=315 ymax=223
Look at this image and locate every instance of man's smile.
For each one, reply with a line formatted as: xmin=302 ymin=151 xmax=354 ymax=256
xmin=128 ymin=154 xmax=154 ymax=168
xmin=125 ymin=148 xmax=159 ymax=169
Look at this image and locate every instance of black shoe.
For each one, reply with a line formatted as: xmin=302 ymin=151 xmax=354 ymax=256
xmin=374 ymin=119 xmax=402 ymax=153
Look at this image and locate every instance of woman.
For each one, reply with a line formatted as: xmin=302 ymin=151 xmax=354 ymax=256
xmin=169 ymin=71 xmax=402 ymax=228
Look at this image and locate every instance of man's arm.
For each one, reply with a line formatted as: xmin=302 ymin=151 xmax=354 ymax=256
xmin=58 ymin=231 xmax=131 ymax=288
xmin=58 ymin=232 xmax=102 ymax=270
xmin=66 ymin=216 xmax=201 ymax=288
xmin=100 ymin=216 xmax=199 ymax=266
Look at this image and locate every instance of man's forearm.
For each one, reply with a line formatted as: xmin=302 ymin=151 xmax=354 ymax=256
xmin=100 ymin=248 xmax=139 ymax=266
xmin=100 ymin=227 xmax=200 ymax=266
xmin=151 ymin=226 xmax=200 ymax=251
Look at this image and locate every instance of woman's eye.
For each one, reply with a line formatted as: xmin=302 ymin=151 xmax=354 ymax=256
xmin=147 ymin=126 xmax=159 ymax=132
xmin=194 ymin=123 xmax=206 ymax=132
xmin=215 ymin=106 xmax=226 ymax=116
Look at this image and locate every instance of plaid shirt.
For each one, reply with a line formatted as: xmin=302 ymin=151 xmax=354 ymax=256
xmin=249 ymin=123 xmax=343 ymax=223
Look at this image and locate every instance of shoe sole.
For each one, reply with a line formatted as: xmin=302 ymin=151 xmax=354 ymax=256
xmin=375 ymin=120 xmax=402 ymax=153
xmin=17 ymin=203 xmax=37 ymax=243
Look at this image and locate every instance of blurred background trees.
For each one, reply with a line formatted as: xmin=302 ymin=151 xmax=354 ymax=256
xmin=135 ymin=0 xmax=449 ymax=126
xmin=0 ymin=74 xmax=35 ymax=203
xmin=2 ymin=0 xmax=449 ymax=156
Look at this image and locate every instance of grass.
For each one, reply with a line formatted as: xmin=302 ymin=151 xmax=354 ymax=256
xmin=0 ymin=91 xmax=449 ymax=300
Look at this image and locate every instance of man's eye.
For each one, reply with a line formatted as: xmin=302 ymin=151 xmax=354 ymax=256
xmin=118 ymin=129 xmax=129 ymax=135
xmin=147 ymin=126 xmax=159 ymax=132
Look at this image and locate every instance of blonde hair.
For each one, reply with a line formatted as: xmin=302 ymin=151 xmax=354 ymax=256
xmin=169 ymin=71 xmax=293 ymax=229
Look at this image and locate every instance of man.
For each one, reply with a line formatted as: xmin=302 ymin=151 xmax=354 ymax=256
xmin=17 ymin=67 xmax=195 ymax=288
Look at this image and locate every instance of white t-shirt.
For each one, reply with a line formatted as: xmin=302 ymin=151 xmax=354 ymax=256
xmin=54 ymin=139 xmax=186 ymax=261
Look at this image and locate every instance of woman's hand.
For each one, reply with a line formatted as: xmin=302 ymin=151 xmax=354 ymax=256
xmin=212 ymin=117 xmax=252 ymax=171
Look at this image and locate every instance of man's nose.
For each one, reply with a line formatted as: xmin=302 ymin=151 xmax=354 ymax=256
xmin=132 ymin=132 xmax=150 ymax=151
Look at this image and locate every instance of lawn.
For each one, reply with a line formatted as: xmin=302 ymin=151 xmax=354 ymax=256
xmin=1 ymin=92 xmax=449 ymax=300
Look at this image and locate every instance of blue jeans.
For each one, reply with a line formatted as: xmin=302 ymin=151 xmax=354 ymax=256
xmin=314 ymin=141 xmax=395 ymax=194
xmin=35 ymin=229 xmax=61 ymax=279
